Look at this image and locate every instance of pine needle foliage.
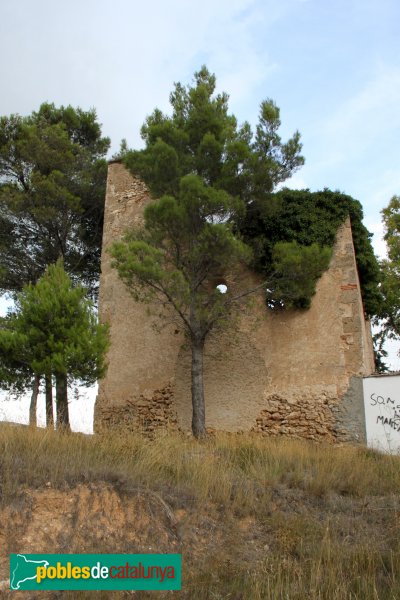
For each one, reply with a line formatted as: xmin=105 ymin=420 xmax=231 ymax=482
xmin=0 ymin=261 xmax=109 ymax=427
xmin=0 ymin=103 xmax=110 ymax=296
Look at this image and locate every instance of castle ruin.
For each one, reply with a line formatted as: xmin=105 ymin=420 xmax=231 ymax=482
xmin=94 ymin=161 xmax=375 ymax=442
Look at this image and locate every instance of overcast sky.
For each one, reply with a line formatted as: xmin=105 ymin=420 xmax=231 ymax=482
xmin=0 ymin=0 xmax=399 ymax=417
xmin=1 ymin=0 xmax=399 ymax=237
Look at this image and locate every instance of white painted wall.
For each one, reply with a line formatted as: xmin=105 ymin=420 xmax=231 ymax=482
xmin=363 ymin=375 xmax=400 ymax=453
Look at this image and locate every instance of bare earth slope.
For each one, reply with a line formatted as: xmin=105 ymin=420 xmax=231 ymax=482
xmin=1 ymin=424 xmax=399 ymax=599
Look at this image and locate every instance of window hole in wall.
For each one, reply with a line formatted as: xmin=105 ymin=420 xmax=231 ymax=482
xmin=216 ymin=284 xmax=228 ymax=294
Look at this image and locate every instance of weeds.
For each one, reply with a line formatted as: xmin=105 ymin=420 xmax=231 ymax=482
xmin=1 ymin=424 xmax=400 ymax=599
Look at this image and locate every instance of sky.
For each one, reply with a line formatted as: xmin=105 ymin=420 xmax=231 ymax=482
xmin=0 ymin=0 xmax=398 ymax=244
xmin=0 ymin=0 xmax=399 ymax=427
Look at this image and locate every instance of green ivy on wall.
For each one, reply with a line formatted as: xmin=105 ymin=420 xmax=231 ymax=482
xmin=240 ymin=188 xmax=382 ymax=316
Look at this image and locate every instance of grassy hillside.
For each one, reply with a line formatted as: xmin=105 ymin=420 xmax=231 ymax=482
xmin=1 ymin=423 xmax=400 ymax=599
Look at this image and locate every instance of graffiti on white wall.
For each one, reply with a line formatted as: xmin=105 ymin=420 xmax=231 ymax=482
xmin=363 ymin=375 xmax=400 ymax=453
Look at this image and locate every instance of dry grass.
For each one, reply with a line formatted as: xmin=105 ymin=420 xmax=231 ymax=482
xmin=2 ymin=424 xmax=399 ymax=502
xmin=1 ymin=423 xmax=400 ymax=599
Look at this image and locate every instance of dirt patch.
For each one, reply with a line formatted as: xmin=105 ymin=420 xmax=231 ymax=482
xmin=1 ymin=481 xmax=400 ymax=599
xmin=1 ymin=483 xmax=179 ymax=558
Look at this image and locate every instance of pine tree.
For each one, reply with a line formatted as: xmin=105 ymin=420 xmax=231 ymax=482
xmin=0 ymin=261 xmax=109 ymax=429
xmin=112 ymin=68 xmax=381 ymax=435
xmin=375 ymin=196 xmax=400 ymax=364
xmin=0 ymin=103 xmax=110 ymax=297
xmin=111 ymin=67 xmax=309 ymax=438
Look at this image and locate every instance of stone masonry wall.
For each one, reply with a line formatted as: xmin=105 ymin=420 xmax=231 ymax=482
xmin=94 ymin=162 xmax=375 ymax=441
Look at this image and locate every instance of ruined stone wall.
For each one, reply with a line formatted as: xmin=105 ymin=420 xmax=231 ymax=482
xmin=94 ymin=162 xmax=375 ymax=441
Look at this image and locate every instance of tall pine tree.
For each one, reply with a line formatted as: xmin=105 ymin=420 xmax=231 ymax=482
xmin=0 ymin=261 xmax=109 ymax=429
xmin=111 ymin=67 xmax=311 ymax=438
xmin=0 ymin=103 xmax=110 ymax=297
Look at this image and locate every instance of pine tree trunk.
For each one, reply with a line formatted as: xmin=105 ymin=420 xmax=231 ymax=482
xmin=29 ymin=374 xmax=40 ymax=427
xmin=191 ymin=338 xmax=206 ymax=438
xmin=45 ymin=374 xmax=54 ymax=429
xmin=56 ymin=373 xmax=70 ymax=431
